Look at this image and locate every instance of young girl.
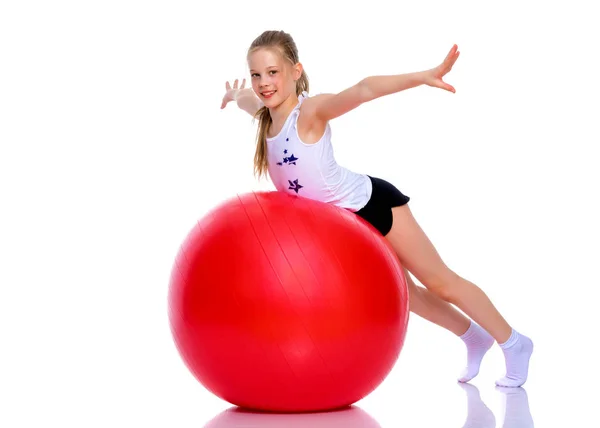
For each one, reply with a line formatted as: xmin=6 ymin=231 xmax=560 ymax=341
xmin=220 ymin=30 xmax=533 ymax=387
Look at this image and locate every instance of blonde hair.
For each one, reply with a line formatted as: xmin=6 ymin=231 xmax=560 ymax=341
xmin=247 ymin=30 xmax=309 ymax=179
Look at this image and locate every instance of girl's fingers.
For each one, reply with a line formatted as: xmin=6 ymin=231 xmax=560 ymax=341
xmin=448 ymin=51 xmax=460 ymax=67
xmin=441 ymin=79 xmax=455 ymax=93
xmin=225 ymin=78 xmax=246 ymax=92
xmin=443 ymin=45 xmax=459 ymax=67
xmin=444 ymin=45 xmax=456 ymax=62
xmin=440 ymin=50 xmax=459 ymax=76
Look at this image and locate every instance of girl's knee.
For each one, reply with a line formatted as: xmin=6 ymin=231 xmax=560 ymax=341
xmin=423 ymin=270 xmax=462 ymax=302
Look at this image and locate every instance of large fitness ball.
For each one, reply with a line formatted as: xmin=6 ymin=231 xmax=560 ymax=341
xmin=168 ymin=191 xmax=409 ymax=412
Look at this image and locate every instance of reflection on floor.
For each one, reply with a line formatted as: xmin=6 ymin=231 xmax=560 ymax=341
xmin=203 ymin=383 xmax=534 ymax=427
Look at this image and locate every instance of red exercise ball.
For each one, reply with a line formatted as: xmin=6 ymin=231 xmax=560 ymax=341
xmin=168 ymin=191 xmax=409 ymax=413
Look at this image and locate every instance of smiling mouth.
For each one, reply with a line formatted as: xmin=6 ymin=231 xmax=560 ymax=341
xmin=262 ymin=90 xmax=276 ymax=98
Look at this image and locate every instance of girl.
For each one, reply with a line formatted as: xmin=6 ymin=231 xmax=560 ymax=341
xmin=220 ymin=30 xmax=533 ymax=387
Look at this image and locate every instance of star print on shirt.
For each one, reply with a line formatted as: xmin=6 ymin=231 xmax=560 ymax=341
xmin=276 ymin=149 xmax=299 ymax=166
xmin=288 ymin=179 xmax=303 ymax=193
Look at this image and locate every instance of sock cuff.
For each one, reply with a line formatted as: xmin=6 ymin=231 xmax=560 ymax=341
xmin=459 ymin=320 xmax=479 ymax=341
xmin=499 ymin=329 xmax=519 ymax=349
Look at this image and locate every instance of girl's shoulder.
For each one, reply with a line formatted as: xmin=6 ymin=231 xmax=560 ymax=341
xmin=296 ymin=92 xmax=331 ymax=143
xmin=298 ymin=91 xmax=334 ymax=117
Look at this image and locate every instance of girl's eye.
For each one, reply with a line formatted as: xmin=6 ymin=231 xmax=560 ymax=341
xmin=251 ymin=71 xmax=276 ymax=78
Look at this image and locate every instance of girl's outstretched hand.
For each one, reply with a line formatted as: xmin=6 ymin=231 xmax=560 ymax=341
xmin=220 ymin=78 xmax=246 ymax=109
xmin=425 ymin=44 xmax=460 ymax=93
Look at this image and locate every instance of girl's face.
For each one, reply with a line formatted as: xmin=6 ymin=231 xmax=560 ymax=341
xmin=248 ymin=48 xmax=299 ymax=108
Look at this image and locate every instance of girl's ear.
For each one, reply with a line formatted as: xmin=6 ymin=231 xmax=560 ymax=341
xmin=293 ymin=62 xmax=303 ymax=80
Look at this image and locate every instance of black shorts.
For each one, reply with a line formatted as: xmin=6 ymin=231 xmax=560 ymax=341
xmin=354 ymin=175 xmax=410 ymax=236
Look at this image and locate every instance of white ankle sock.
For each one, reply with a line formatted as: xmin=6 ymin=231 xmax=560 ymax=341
xmin=496 ymin=329 xmax=534 ymax=387
xmin=457 ymin=321 xmax=494 ymax=383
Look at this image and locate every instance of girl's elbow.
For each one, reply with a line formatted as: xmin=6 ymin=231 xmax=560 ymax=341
xmin=356 ymin=77 xmax=379 ymax=104
xmin=357 ymin=78 xmax=376 ymax=103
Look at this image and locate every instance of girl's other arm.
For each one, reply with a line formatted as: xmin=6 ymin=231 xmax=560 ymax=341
xmin=306 ymin=44 xmax=460 ymax=123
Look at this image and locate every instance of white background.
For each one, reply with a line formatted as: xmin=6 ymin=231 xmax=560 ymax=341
xmin=1 ymin=0 xmax=598 ymax=426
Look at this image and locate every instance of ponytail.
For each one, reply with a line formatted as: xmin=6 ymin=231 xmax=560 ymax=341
xmin=296 ymin=70 xmax=309 ymax=95
xmin=253 ymin=106 xmax=272 ymax=179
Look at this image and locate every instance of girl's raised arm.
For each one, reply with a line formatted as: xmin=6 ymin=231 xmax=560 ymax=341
xmin=305 ymin=44 xmax=460 ymax=123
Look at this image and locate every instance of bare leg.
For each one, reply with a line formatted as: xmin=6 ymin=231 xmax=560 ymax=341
xmin=403 ymin=266 xmax=470 ymax=336
xmin=385 ymin=205 xmax=511 ymax=343
xmin=403 ymin=266 xmax=494 ymax=382
xmin=385 ymin=204 xmax=533 ymax=386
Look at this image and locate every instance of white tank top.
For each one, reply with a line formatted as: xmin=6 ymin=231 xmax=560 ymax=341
xmin=266 ymin=91 xmax=372 ymax=212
